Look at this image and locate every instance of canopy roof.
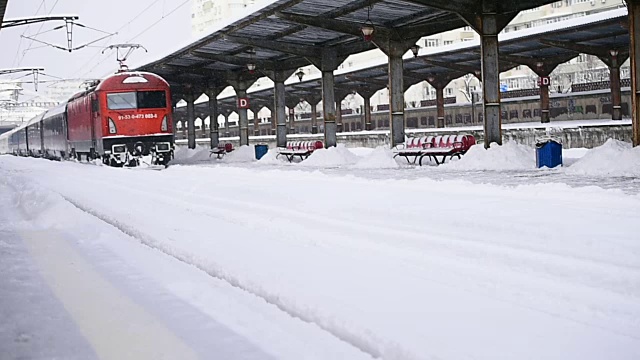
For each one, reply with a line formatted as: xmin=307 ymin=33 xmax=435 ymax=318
xmin=170 ymin=8 xmax=629 ymax=117
xmin=136 ymin=0 xmax=562 ymax=96
xmin=0 ymin=0 xmax=9 ymax=29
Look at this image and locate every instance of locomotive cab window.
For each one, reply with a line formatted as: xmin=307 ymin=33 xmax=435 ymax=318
xmin=138 ymin=91 xmax=166 ymax=109
xmin=107 ymin=92 xmax=137 ymax=110
xmin=107 ymin=91 xmax=167 ymax=110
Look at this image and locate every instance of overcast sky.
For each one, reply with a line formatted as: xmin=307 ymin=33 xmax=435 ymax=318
xmin=0 ymin=0 xmax=192 ymax=90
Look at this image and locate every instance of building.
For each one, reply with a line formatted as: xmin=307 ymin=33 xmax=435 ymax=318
xmin=191 ymin=0 xmax=258 ymax=36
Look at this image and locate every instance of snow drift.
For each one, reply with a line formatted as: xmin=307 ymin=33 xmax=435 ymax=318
xmin=299 ymin=144 xmax=359 ymax=167
xmin=566 ymin=139 xmax=640 ymax=177
xmin=442 ymin=142 xmax=535 ymax=170
xmin=351 ymin=146 xmax=399 ymax=169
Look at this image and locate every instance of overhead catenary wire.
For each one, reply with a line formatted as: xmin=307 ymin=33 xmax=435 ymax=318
xmin=74 ymin=0 xmax=165 ymax=76
xmin=10 ymin=0 xmax=48 ymax=67
xmin=15 ymin=0 xmax=61 ymax=69
xmin=78 ymin=0 xmax=190 ymax=78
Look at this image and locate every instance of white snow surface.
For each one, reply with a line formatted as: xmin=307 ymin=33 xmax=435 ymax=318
xmin=172 ymin=145 xmax=257 ymax=165
xmin=566 ymin=139 xmax=640 ymax=177
xmin=299 ymin=144 xmax=360 ymax=167
xmin=1 ymin=154 xmax=639 ymax=360
xmin=441 ymin=142 xmax=535 ymax=170
xmin=173 ymin=146 xmax=212 ymax=164
xmin=223 ymin=145 xmax=257 ymax=163
xmin=352 ymin=146 xmax=400 ymax=169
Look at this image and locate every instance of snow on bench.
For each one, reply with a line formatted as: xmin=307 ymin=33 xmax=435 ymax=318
xmin=394 ymin=134 xmax=476 ymax=165
xmin=210 ymin=143 xmax=234 ymax=159
xmin=277 ymin=140 xmax=324 ymax=162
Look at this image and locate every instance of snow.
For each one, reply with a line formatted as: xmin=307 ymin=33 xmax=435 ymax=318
xmin=299 ymin=144 xmax=359 ymax=167
xmin=257 ymin=149 xmax=285 ymax=164
xmin=121 ymin=76 xmax=148 ymax=84
xmin=441 ymin=142 xmax=535 ymax=170
xmin=566 ymin=139 xmax=640 ymax=177
xmin=172 ymin=144 xmax=257 ymax=165
xmin=352 ymin=146 xmax=400 ymax=169
xmin=224 ymin=145 xmax=257 ymax=163
xmin=172 ymin=145 xmax=212 ymax=164
xmin=2 ymin=147 xmax=640 ymax=359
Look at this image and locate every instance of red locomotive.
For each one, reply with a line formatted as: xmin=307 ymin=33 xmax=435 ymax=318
xmin=1 ymin=71 xmax=174 ymax=167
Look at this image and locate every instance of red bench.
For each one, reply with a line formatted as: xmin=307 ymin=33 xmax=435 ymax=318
xmin=394 ymin=134 xmax=476 ymax=165
xmin=277 ymin=140 xmax=324 ymax=162
xmin=210 ymin=143 xmax=234 ymax=159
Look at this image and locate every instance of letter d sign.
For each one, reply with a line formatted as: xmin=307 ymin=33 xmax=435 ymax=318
xmin=238 ymin=97 xmax=249 ymax=109
xmin=537 ymin=76 xmax=551 ymax=87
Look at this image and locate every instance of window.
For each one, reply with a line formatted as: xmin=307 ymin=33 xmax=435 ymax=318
xmin=107 ymin=91 xmax=167 ymax=110
xmin=424 ymin=39 xmax=439 ymax=47
xmin=107 ymin=92 xmax=136 ymax=110
xmin=138 ymin=91 xmax=167 ymax=109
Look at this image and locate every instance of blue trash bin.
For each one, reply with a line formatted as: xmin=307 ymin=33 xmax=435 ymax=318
xmin=254 ymin=144 xmax=268 ymax=160
xmin=536 ymin=139 xmax=563 ymax=168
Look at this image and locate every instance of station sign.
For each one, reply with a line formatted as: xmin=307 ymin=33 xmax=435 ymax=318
xmin=537 ymin=76 xmax=551 ymax=86
xmin=238 ymin=97 xmax=250 ymax=109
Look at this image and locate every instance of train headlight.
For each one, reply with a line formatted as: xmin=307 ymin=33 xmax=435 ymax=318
xmin=161 ymin=115 xmax=168 ymax=131
xmin=108 ymin=118 xmax=117 ymax=134
xmin=155 ymin=142 xmax=170 ymax=152
xmin=112 ymin=144 xmax=126 ymax=154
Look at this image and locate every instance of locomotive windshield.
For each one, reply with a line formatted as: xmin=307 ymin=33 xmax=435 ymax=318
xmin=138 ymin=91 xmax=167 ymax=109
xmin=107 ymin=91 xmax=167 ymax=110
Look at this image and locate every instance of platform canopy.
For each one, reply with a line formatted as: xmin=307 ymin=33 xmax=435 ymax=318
xmin=0 ymin=0 xmax=9 ymax=29
xmin=136 ymin=0 xmax=561 ymax=95
xmin=180 ymin=9 xmax=629 ymax=116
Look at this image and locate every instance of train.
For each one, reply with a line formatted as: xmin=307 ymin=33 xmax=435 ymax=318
xmin=0 ymin=71 xmax=174 ymax=167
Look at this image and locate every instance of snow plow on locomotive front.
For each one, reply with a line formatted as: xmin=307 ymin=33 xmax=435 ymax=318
xmin=67 ymin=71 xmax=175 ymax=167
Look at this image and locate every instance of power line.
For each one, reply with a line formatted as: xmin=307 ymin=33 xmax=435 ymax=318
xmin=15 ymin=0 xmax=62 ymax=68
xmin=10 ymin=0 xmax=48 ymax=67
xmin=73 ymin=0 xmax=164 ymax=75
xmin=79 ymin=0 xmax=190 ymax=78
xmin=126 ymin=0 xmax=190 ymax=43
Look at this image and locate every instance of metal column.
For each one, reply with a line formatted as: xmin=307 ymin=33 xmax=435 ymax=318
xmin=287 ymin=99 xmax=298 ymax=134
xmin=224 ymin=113 xmax=230 ymax=137
xmin=388 ymin=45 xmax=405 ymax=147
xmin=201 ymin=112 xmax=207 ymax=137
xmin=236 ymin=88 xmax=249 ymax=146
xmin=275 ymin=80 xmax=287 ymax=147
xmin=480 ymin=17 xmax=502 ymax=147
xmin=252 ymin=107 xmax=261 ymax=136
xmin=322 ymin=70 xmax=337 ymax=147
xmin=171 ymin=103 xmax=178 ymax=139
xmin=540 ymin=81 xmax=550 ymax=123
xmin=310 ymin=102 xmax=319 ymax=134
xmin=207 ymin=89 xmax=220 ymax=149
xmin=186 ymin=94 xmax=196 ymax=149
xmin=609 ymin=54 xmax=622 ymax=121
xmin=363 ymin=95 xmax=372 ymax=130
xmin=436 ymin=86 xmax=445 ymax=128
